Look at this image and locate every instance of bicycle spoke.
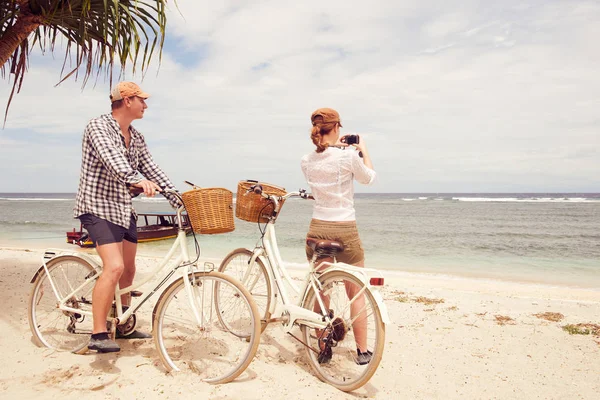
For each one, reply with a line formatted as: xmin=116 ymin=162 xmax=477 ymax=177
xmin=218 ymin=249 xmax=271 ymax=332
xmin=301 ymin=271 xmax=385 ymax=391
xmin=154 ymin=272 xmax=260 ymax=384
xmin=29 ymin=257 xmax=95 ymax=353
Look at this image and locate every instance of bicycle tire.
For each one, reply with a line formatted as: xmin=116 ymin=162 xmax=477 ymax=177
xmin=28 ymin=256 xmax=98 ymax=353
xmin=153 ymin=270 xmax=260 ymax=384
xmin=218 ymin=248 xmax=271 ymax=333
xmin=301 ymin=270 xmax=385 ymax=392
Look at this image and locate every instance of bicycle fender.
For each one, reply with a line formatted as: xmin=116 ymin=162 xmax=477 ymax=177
xmin=30 ymin=266 xmax=45 ymax=283
xmin=370 ymin=287 xmax=391 ymax=325
xmin=299 ymin=266 xmax=361 ymax=306
xmin=330 ymin=267 xmax=391 ymax=325
xmin=307 ymin=266 xmax=391 ymax=325
xmin=314 ymin=264 xmax=371 ymax=285
xmin=30 ymin=249 xmax=101 ymax=283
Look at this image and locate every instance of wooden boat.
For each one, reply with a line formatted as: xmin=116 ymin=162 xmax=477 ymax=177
xmin=67 ymin=212 xmax=192 ymax=247
xmin=136 ymin=212 xmax=192 ymax=242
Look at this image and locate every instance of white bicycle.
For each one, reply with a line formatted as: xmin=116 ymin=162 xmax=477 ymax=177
xmin=28 ymin=188 xmax=261 ymax=384
xmin=217 ymin=184 xmax=390 ymax=391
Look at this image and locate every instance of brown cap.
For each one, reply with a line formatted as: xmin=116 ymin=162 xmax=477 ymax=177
xmin=110 ymin=82 xmax=150 ymax=102
xmin=311 ymin=108 xmax=341 ymax=126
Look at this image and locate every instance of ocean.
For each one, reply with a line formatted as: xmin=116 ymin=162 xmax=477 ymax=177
xmin=0 ymin=192 xmax=598 ymax=289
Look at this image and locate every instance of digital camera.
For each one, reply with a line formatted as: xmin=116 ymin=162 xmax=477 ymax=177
xmin=344 ymin=134 xmax=360 ymax=145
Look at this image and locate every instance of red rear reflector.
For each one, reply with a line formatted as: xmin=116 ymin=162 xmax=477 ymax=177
xmin=370 ymin=277 xmax=384 ymax=286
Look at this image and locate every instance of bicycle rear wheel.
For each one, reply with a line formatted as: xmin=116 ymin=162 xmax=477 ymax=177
xmin=218 ymin=248 xmax=271 ymax=332
xmin=301 ymin=270 xmax=385 ymax=392
xmin=153 ymin=271 xmax=260 ymax=384
xmin=28 ymin=256 xmax=98 ymax=353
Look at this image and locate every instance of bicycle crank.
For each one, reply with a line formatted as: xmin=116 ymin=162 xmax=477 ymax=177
xmin=116 ymin=313 xmax=138 ymax=337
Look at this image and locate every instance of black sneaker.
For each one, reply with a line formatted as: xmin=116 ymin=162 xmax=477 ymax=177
xmin=356 ymin=349 xmax=373 ymax=365
xmin=318 ymin=346 xmax=332 ymax=364
xmin=88 ymin=333 xmax=120 ymax=353
xmin=116 ymin=330 xmax=152 ymax=339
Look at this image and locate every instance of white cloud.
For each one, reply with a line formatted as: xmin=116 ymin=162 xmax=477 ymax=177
xmin=423 ymin=12 xmax=471 ymax=38
xmin=0 ymin=0 xmax=598 ymax=193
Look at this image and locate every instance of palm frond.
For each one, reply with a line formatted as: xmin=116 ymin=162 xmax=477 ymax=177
xmin=0 ymin=0 xmax=172 ymax=123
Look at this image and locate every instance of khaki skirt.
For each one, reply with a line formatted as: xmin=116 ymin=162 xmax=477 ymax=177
xmin=305 ymin=219 xmax=364 ymax=265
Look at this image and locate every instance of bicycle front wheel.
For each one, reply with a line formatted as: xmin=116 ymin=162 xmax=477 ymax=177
xmin=301 ymin=270 xmax=385 ymax=392
xmin=218 ymin=248 xmax=271 ymax=332
xmin=153 ymin=271 xmax=260 ymax=384
xmin=28 ymin=256 xmax=97 ymax=353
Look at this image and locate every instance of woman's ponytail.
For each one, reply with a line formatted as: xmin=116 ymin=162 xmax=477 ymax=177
xmin=310 ymin=124 xmax=329 ymax=153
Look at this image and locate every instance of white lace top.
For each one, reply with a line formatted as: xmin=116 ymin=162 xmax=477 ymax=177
xmin=301 ymin=147 xmax=376 ymax=221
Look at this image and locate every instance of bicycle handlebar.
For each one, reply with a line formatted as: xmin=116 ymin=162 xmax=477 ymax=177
xmin=248 ymin=184 xmax=313 ymax=201
xmin=129 ymin=185 xmax=185 ymax=210
xmin=129 ymin=185 xmax=179 ymax=197
xmin=245 ymin=184 xmax=311 ymax=222
xmin=159 ymin=188 xmax=185 ymax=205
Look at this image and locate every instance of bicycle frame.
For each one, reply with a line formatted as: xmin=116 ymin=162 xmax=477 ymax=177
xmin=30 ymin=195 xmax=213 ymax=331
xmin=244 ymin=191 xmax=390 ymax=333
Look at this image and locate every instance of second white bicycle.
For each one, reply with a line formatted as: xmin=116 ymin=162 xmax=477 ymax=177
xmin=218 ymin=184 xmax=390 ymax=392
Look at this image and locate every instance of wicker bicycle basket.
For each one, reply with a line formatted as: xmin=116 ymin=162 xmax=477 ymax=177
xmin=235 ymin=180 xmax=287 ymax=223
xmin=181 ymin=187 xmax=235 ymax=234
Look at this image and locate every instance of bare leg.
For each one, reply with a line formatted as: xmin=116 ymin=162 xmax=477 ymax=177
xmin=92 ymin=242 xmax=125 ymax=334
xmin=346 ymin=260 xmax=368 ymax=352
xmin=120 ymin=239 xmax=138 ymax=307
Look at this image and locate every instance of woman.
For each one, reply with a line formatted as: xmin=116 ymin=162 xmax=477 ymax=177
xmin=301 ymin=107 xmax=376 ymax=365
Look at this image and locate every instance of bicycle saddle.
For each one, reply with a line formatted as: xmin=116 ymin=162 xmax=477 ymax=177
xmin=306 ymin=238 xmax=345 ymax=253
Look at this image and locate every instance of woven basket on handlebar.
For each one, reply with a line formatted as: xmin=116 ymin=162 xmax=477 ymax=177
xmin=235 ymin=180 xmax=286 ymax=223
xmin=181 ymin=188 xmax=235 ymax=234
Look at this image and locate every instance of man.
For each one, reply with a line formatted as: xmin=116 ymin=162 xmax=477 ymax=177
xmin=74 ymin=82 xmax=180 ymax=352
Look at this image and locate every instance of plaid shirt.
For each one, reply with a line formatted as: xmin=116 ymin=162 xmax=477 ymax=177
xmin=74 ymin=113 xmax=180 ymax=228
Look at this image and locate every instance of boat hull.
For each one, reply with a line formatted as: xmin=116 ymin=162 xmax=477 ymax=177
xmin=66 ymin=212 xmax=192 ymax=247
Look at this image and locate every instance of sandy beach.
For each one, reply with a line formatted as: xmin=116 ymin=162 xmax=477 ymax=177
xmin=0 ymin=246 xmax=598 ymax=399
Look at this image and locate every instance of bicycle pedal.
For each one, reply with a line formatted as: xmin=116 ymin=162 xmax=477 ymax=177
xmin=130 ymin=290 xmax=143 ymax=297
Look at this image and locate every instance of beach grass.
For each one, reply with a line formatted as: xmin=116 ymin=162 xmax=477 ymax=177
xmin=394 ymin=294 xmax=445 ymax=305
xmin=494 ymin=315 xmax=516 ymax=325
xmin=534 ymin=312 xmax=565 ymax=322
xmin=562 ymin=323 xmax=600 ymax=336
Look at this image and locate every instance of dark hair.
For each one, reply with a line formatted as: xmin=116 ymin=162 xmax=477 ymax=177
xmin=110 ymin=99 xmax=124 ymax=110
xmin=310 ymin=116 xmax=341 ymax=153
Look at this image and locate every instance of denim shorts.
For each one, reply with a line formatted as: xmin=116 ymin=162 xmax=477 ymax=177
xmin=305 ymin=219 xmax=364 ymax=265
xmin=78 ymin=214 xmax=137 ymax=246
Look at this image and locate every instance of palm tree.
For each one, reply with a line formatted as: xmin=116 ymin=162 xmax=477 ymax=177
xmin=0 ymin=1 xmax=170 ymax=120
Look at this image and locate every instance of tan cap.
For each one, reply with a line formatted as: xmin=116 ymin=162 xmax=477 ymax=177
xmin=110 ymin=82 xmax=150 ymax=102
xmin=311 ymin=108 xmax=341 ymax=126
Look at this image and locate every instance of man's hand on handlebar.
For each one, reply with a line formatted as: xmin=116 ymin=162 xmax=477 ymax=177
xmin=131 ymin=179 xmax=162 ymax=197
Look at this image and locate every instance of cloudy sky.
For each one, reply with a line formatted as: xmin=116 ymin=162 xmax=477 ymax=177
xmin=0 ymin=0 xmax=598 ymax=193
